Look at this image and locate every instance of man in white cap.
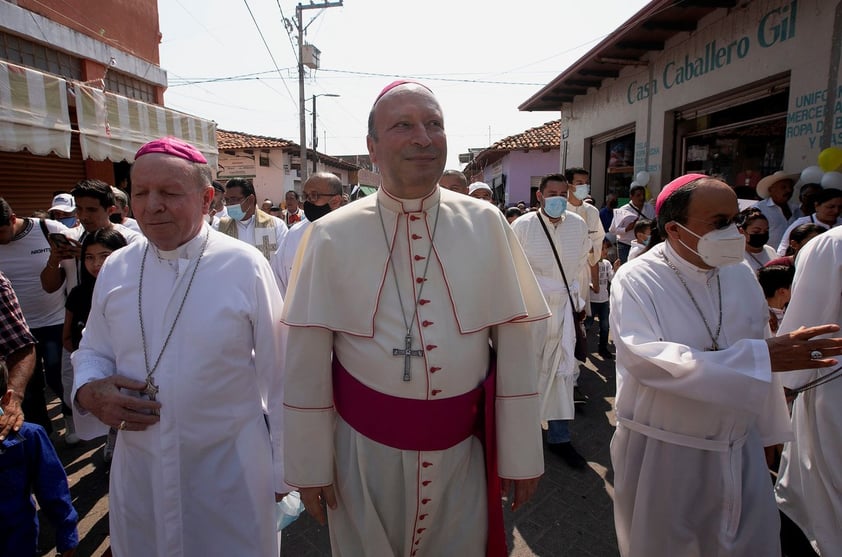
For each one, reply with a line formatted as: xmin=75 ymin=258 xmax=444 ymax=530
xmin=47 ymin=193 xmax=78 ymax=229
xmin=752 ymin=170 xmax=799 ymax=248
xmin=468 ymin=181 xmax=494 ymax=203
xmin=71 ymin=136 xmax=287 ymax=556
xmin=610 ymin=173 xmax=842 ymax=557
xmin=282 ymin=81 xmax=549 ymax=557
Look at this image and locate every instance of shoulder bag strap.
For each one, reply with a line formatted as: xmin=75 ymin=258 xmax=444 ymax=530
xmin=536 ymin=212 xmax=579 ymax=313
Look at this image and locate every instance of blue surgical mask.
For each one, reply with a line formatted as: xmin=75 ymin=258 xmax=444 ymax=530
xmin=226 ymin=203 xmax=246 ymax=221
xmin=543 ymin=196 xmax=567 ymax=218
xmin=58 ymin=217 xmax=77 ymax=228
xmin=573 ymin=184 xmax=590 ymax=200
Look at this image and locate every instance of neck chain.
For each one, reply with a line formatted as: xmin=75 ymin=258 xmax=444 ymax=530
xmin=746 ymin=250 xmax=764 ymax=267
xmin=662 ymin=252 xmax=723 ymax=351
xmin=138 ymin=231 xmax=210 ymax=411
xmin=377 ymin=198 xmax=441 ymax=381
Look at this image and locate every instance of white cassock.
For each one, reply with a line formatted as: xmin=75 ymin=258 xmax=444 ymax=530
xmin=569 ymin=201 xmax=605 ymax=312
xmin=270 ymin=219 xmax=310 ymax=298
xmin=775 ymin=226 xmax=842 ymax=556
xmin=511 ymin=210 xmax=589 ymax=421
xmin=282 ymin=187 xmax=549 ymax=557
xmin=71 ymin=224 xmax=287 ymax=557
xmin=610 ymin=241 xmax=791 ymax=557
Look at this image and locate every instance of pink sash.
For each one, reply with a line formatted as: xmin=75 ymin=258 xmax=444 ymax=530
xmin=332 ymin=358 xmax=506 ymax=557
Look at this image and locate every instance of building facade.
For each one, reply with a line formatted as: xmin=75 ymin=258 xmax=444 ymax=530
xmin=462 ymin=120 xmax=561 ymax=207
xmin=0 ymin=0 xmax=215 ymax=214
xmin=521 ymin=0 xmax=837 ymax=205
xmin=217 ymin=129 xmax=360 ymax=205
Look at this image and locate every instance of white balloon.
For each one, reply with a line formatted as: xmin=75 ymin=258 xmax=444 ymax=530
xmin=820 ymin=171 xmax=842 ymax=189
xmin=800 ymin=165 xmax=824 ymax=184
xmin=636 ymin=171 xmax=651 ymax=186
xmin=629 ymin=181 xmax=640 ymax=189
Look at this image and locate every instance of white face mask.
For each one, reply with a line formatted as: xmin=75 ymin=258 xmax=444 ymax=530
xmin=675 ymin=222 xmax=745 ymax=267
xmin=573 ymin=184 xmax=590 ymax=200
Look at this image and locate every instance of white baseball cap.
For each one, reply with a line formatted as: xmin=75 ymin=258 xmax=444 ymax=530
xmin=49 ymin=193 xmax=75 ymax=213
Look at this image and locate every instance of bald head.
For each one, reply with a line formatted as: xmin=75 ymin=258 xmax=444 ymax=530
xmin=366 ymin=82 xmax=447 ymax=199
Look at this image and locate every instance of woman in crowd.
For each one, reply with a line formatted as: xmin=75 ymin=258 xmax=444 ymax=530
xmin=776 ymin=188 xmax=842 ymax=255
xmin=737 ymin=208 xmax=777 ymax=272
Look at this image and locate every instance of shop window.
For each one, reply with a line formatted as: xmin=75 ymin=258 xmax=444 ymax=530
xmin=679 ymin=89 xmax=788 ymax=197
xmin=105 ymin=70 xmax=156 ymax=103
xmin=0 ymin=31 xmax=82 ymax=80
xmin=605 ymin=133 xmax=635 ymax=203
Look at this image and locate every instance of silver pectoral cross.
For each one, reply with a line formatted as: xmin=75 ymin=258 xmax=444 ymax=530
xmin=393 ymin=334 xmax=423 ymax=381
xmin=144 ymin=377 xmax=160 ymax=416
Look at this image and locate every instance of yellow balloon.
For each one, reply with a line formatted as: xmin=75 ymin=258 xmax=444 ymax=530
xmin=818 ymin=147 xmax=842 ymax=172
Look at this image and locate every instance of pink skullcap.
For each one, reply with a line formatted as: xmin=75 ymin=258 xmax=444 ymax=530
xmin=135 ymin=136 xmax=207 ymax=164
xmin=655 ymin=174 xmax=708 ymax=216
xmin=374 ymin=80 xmax=433 ymax=103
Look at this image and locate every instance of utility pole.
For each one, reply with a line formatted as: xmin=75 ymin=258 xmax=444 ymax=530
xmin=312 ymin=93 xmax=339 ymax=173
xmin=294 ymin=1 xmax=342 ymax=186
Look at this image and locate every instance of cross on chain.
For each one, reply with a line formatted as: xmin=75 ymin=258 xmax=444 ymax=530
xmin=393 ymin=333 xmax=423 ymax=382
xmin=144 ymin=377 xmax=160 ymax=416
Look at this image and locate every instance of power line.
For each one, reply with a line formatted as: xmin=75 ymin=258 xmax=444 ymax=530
xmin=242 ymin=0 xmax=297 ymax=106
xmin=169 ymin=68 xmax=546 ymax=87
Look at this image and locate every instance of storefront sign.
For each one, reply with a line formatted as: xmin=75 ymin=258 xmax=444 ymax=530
xmin=786 ymin=85 xmax=842 ymax=147
xmin=627 ymin=0 xmax=798 ymax=105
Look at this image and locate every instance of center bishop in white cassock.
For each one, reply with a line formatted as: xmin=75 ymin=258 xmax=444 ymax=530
xmin=71 ymin=138 xmax=287 ymax=557
xmin=610 ymin=174 xmax=842 ymax=557
xmin=282 ymin=81 xmax=550 ymax=557
xmin=775 ymin=225 xmax=842 ymax=556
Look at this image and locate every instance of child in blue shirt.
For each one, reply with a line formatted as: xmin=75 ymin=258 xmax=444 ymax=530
xmin=0 ymin=361 xmax=78 ymax=556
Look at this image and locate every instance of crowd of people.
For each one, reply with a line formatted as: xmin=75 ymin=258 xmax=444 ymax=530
xmin=1 ymin=80 xmax=841 ymax=557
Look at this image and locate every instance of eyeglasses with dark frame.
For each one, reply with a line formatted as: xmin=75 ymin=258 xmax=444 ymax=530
xmin=303 ymin=191 xmax=339 ymax=202
xmin=686 ymin=214 xmax=740 ymax=231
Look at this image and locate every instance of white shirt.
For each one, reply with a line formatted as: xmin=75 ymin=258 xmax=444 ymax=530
xmin=775 ymin=226 xmax=842 ymax=556
xmin=610 ymin=241 xmax=791 ymax=557
xmin=610 ymin=202 xmax=655 ymax=245
xmin=0 ymin=218 xmax=69 ymax=328
xmin=752 ymin=197 xmax=796 ymax=249
xmin=270 ymin=219 xmax=310 ymax=298
xmin=775 ymin=214 xmax=840 ymax=255
xmin=744 ymin=245 xmax=778 ymax=272
xmin=590 ymin=259 xmax=613 ymax=304
xmin=72 ymin=225 xmax=286 ymax=556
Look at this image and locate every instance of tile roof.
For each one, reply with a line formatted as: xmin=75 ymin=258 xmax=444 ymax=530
xmin=217 ymin=129 xmax=294 ymax=149
xmin=488 ymin=120 xmax=560 ymax=150
xmin=463 ymin=120 xmax=560 ymax=175
xmin=216 ymin=128 xmax=361 ymax=171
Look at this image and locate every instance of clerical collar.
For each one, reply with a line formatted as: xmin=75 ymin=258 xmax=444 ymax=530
xmin=152 ymin=224 xmax=210 ymax=260
xmin=377 ymin=185 xmax=440 ymax=214
xmin=662 ymin=241 xmax=718 ymax=284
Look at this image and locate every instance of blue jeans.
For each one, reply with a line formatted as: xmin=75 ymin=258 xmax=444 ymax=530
xmin=32 ymin=324 xmax=70 ymax=419
xmin=547 ymin=419 xmax=571 ymax=444
xmin=590 ymin=301 xmax=610 ymax=348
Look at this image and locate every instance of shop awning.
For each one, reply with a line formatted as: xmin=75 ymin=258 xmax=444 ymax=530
xmin=0 ymin=60 xmax=72 ymax=158
xmin=74 ymin=83 xmax=218 ymax=167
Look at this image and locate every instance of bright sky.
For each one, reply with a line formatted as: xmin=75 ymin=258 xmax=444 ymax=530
xmin=158 ymin=0 xmax=649 ymax=170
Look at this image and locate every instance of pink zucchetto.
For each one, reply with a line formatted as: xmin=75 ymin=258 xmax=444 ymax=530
xmin=655 ymin=173 xmax=708 ymax=216
xmin=135 ymin=136 xmax=207 ymax=164
xmin=374 ymin=80 xmax=433 ymax=103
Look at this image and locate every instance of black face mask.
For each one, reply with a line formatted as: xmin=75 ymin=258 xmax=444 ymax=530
xmin=747 ymin=232 xmax=769 ymax=249
xmin=303 ymin=201 xmax=332 ymax=222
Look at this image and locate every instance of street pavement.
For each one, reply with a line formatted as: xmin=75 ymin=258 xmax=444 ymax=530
xmin=40 ymin=331 xmax=619 ymax=556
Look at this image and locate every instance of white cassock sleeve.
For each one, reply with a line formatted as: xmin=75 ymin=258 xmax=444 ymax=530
xmin=491 ymin=320 xmax=544 ymax=480
xmin=70 ymin=267 xmax=118 ymax=440
xmin=777 ymin=232 xmax=842 ymax=389
xmin=283 ymin=325 xmax=336 ymax=488
xmin=253 ymin=260 xmax=290 ymax=494
xmin=611 ymin=270 xmax=773 ymax=412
